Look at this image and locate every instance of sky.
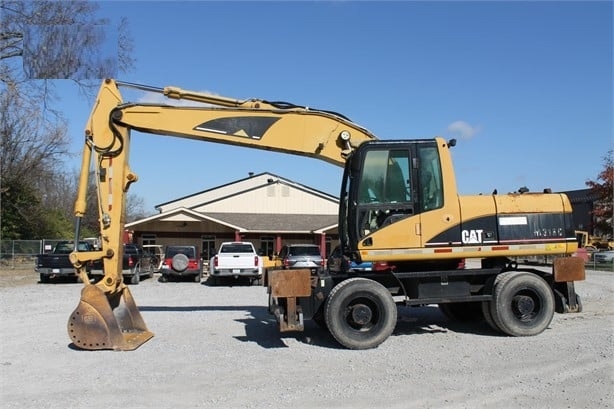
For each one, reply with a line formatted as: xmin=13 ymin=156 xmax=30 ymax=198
xmin=52 ymin=1 xmax=613 ymax=213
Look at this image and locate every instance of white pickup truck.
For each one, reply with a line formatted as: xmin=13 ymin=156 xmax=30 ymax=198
xmin=209 ymin=241 xmax=263 ymax=285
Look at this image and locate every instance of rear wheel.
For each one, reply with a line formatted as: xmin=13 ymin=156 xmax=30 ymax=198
xmin=130 ymin=270 xmax=140 ymax=285
xmin=490 ymin=272 xmax=554 ymax=336
xmin=324 ymin=278 xmax=397 ymax=350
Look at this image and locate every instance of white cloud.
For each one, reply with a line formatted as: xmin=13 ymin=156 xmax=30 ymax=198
xmin=447 ymin=120 xmax=481 ymax=139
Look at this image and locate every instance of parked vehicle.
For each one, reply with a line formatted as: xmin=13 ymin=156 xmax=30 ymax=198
xmin=36 ymin=241 xmax=94 ymax=283
xmin=328 ymin=245 xmax=389 ymax=273
xmin=593 ymin=250 xmax=614 ymax=264
xmin=209 ymin=241 xmax=262 ymax=285
xmin=143 ymin=244 xmax=165 ymax=273
xmin=273 ymin=244 xmax=324 ymax=274
xmin=161 ymin=245 xmax=201 ymax=282
xmin=91 ymin=243 xmax=154 ymax=285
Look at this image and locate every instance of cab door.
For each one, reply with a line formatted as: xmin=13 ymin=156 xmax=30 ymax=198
xmin=416 ymin=141 xmax=461 ymax=248
xmin=348 ymin=143 xmax=423 ymax=253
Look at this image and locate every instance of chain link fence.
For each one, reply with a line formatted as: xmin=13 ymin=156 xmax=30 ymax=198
xmin=0 ymin=239 xmax=65 ymax=269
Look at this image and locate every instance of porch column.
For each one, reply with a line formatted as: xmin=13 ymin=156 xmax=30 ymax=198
xmin=234 ymin=231 xmax=241 ymax=241
xmin=320 ymin=233 xmax=326 ymax=258
xmin=276 ymin=235 xmax=282 ymax=253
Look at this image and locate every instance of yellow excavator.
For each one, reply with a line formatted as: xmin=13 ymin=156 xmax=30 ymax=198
xmin=68 ymin=79 xmax=584 ymax=351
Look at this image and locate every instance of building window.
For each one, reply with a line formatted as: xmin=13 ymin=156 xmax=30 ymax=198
xmin=201 ymin=235 xmax=216 ymax=261
xmin=142 ymin=234 xmax=156 ymax=246
xmin=325 ymin=236 xmax=332 ymax=257
xmin=260 ymin=236 xmax=275 ymax=257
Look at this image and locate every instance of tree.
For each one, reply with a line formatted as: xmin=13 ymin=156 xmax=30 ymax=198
xmin=0 ymin=1 xmax=136 ymax=240
xmin=586 ymin=149 xmax=613 ymax=238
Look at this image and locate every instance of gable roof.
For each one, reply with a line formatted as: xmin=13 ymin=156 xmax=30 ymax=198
xmin=126 ymin=208 xmax=338 ymax=234
xmin=155 ymin=171 xmax=337 ymax=213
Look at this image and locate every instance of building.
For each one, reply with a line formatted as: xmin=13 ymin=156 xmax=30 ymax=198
xmin=126 ymin=172 xmax=339 ymax=262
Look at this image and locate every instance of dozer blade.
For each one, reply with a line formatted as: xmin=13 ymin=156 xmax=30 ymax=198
xmin=67 ymin=284 xmax=154 ymax=351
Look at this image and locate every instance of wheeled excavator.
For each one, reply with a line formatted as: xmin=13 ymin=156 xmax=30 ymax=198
xmin=67 ymin=79 xmax=584 ymax=351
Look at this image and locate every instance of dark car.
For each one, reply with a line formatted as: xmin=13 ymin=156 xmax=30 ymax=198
xmin=327 ymin=245 xmax=391 ymax=274
xmin=161 ymin=245 xmax=202 ymax=282
xmin=91 ymin=243 xmax=154 ymax=285
xmin=273 ymin=244 xmax=324 ymax=274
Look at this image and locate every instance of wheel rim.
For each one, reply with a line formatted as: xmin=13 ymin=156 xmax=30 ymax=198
xmin=511 ymin=291 xmax=540 ymax=322
xmin=342 ymin=296 xmax=382 ymax=332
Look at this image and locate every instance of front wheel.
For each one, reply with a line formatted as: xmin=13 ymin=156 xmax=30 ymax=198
xmin=130 ymin=270 xmax=140 ymax=285
xmin=490 ymin=272 xmax=554 ymax=337
xmin=324 ymin=278 xmax=397 ymax=350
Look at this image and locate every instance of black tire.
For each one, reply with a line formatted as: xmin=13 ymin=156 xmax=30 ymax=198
xmin=481 ymin=276 xmax=502 ymax=333
xmin=481 ymin=301 xmax=501 ymax=333
xmin=130 ymin=270 xmax=140 ymax=285
xmin=489 ymin=272 xmax=554 ymax=337
xmin=438 ymin=302 xmax=483 ymax=322
xmin=324 ymin=278 xmax=397 ymax=350
xmin=312 ymin=305 xmax=328 ymax=330
xmin=40 ymin=274 xmax=49 ymax=284
xmin=194 ymin=273 xmax=201 ymax=283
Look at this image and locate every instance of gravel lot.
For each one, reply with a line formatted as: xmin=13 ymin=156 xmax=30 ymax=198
xmin=1 ymin=262 xmax=612 ymax=409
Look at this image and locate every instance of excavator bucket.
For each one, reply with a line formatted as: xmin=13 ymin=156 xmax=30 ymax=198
xmin=67 ymin=284 xmax=153 ymax=351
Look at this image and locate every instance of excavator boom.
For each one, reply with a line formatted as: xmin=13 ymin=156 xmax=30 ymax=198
xmin=68 ymin=79 xmax=377 ymax=350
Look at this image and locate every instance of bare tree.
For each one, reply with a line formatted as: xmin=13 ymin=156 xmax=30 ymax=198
xmin=0 ymin=1 xmax=136 ymax=239
xmin=1 ymin=1 xmax=134 ymax=84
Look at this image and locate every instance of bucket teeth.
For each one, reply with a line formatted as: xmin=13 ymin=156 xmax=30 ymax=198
xmin=67 ymin=284 xmax=153 ymax=351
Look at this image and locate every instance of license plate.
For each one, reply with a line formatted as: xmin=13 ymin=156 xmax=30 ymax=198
xmin=52 ymin=269 xmax=60 ymax=273
xmin=232 ymin=269 xmax=240 ymax=274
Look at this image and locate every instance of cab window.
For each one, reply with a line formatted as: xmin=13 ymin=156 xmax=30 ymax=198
xmin=357 ymin=150 xmax=411 ymax=205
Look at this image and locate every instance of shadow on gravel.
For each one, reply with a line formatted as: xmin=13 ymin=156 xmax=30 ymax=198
xmin=393 ymin=305 xmax=499 ymax=338
xmin=136 ymin=304 xmax=499 ymax=351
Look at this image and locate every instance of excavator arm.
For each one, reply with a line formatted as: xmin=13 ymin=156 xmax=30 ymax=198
xmin=67 ymin=79 xmax=377 ymax=350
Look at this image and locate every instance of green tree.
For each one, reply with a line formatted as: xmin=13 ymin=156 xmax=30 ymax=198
xmin=586 ymin=149 xmax=613 ymax=238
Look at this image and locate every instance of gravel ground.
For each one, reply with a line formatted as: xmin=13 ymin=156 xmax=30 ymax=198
xmin=1 ymin=262 xmax=612 ymax=409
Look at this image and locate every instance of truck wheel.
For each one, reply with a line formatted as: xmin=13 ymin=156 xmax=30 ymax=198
xmin=131 ymin=271 xmax=140 ymax=285
xmin=481 ymin=301 xmax=502 ymax=333
xmin=194 ymin=273 xmax=201 ymax=283
xmin=438 ymin=302 xmax=483 ymax=322
xmin=479 ymin=276 xmax=502 ymax=333
xmin=324 ymin=278 xmax=397 ymax=350
xmin=312 ymin=305 xmax=328 ymax=330
xmin=40 ymin=274 xmax=49 ymax=284
xmin=489 ymin=271 xmax=554 ymax=337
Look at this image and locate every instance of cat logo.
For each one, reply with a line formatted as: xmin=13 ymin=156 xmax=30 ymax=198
xmin=462 ymin=229 xmax=484 ymax=244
